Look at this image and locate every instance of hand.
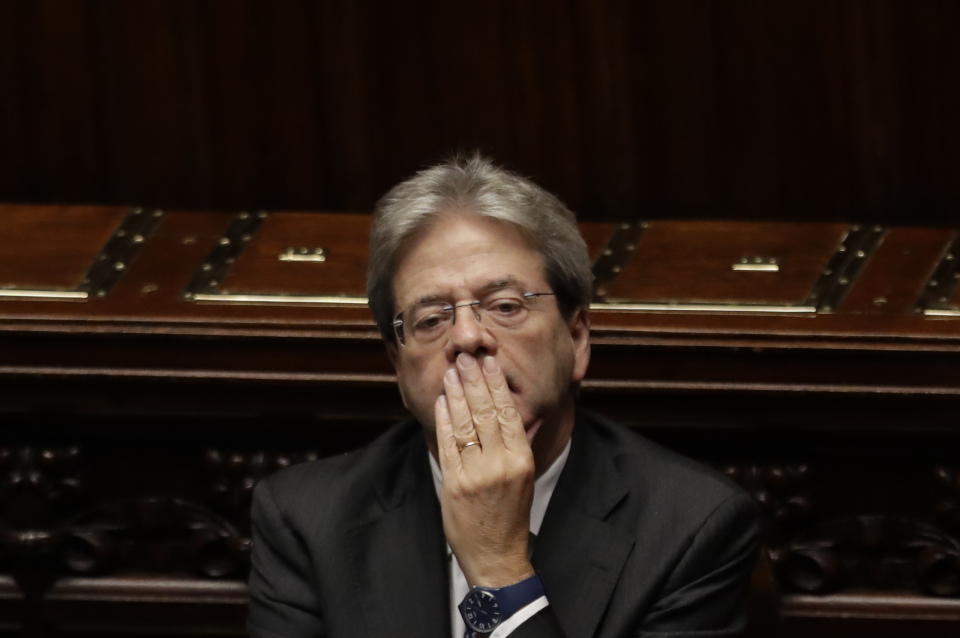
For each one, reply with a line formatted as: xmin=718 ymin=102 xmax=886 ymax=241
xmin=435 ymin=352 xmax=536 ymax=588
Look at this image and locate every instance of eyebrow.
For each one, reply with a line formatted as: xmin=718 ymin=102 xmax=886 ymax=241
xmin=411 ymin=276 xmax=524 ymax=306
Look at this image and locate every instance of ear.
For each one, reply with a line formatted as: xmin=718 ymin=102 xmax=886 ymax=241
xmin=568 ymin=307 xmax=591 ymax=383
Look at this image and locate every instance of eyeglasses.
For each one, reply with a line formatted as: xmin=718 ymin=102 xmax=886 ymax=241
xmin=392 ymin=290 xmax=556 ymax=347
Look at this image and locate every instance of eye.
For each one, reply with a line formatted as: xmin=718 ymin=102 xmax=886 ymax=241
xmin=413 ymin=309 xmax=451 ymax=333
xmin=486 ymin=298 xmax=524 ymax=317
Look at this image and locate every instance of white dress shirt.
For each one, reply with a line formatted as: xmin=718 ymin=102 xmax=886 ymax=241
xmin=429 ymin=440 xmax=571 ymax=637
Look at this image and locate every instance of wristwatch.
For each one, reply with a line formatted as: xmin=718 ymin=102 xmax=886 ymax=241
xmin=458 ymin=573 xmax=545 ymax=634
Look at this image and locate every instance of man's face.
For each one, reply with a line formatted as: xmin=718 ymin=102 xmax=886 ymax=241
xmin=388 ymin=212 xmax=590 ymax=445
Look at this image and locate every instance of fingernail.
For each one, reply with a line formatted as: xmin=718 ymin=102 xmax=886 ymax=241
xmin=445 ymin=368 xmax=458 ymax=384
xmin=457 ymin=353 xmax=476 ymax=368
xmin=482 ymin=356 xmax=498 ymax=373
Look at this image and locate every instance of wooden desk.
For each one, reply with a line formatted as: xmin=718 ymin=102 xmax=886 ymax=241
xmin=0 ymin=205 xmax=958 ymax=636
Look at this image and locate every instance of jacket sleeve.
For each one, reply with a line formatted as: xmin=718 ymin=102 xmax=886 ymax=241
xmin=247 ymin=478 xmax=326 ymax=638
xmin=638 ymin=491 xmax=762 ymax=638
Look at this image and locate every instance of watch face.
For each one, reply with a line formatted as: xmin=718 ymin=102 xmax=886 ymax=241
xmin=463 ymin=589 xmax=502 ymax=633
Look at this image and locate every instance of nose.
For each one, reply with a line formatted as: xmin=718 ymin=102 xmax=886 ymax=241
xmin=444 ymin=303 xmax=497 ymax=361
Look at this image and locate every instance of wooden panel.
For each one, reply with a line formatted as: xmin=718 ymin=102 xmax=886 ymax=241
xmin=0 ymin=205 xmax=129 ymax=291
xmin=602 ymin=221 xmax=847 ymax=305
xmin=579 ymin=221 xmax=616 ymax=263
xmin=2 ymin=206 xmax=960 ymax=339
xmin=939 ymin=237 xmax=960 ymax=312
xmin=839 ymin=227 xmax=952 ymax=315
xmin=220 ymin=212 xmax=370 ymax=297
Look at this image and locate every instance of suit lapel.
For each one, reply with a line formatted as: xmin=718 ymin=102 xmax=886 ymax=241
xmin=348 ymin=436 xmax=450 ymax=638
xmin=534 ymin=415 xmax=635 ymax=638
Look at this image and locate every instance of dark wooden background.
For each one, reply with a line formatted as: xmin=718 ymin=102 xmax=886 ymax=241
xmin=3 ymin=2 xmax=960 ymax=635
xmin=1 ymin=0 xmax=959 ymax=223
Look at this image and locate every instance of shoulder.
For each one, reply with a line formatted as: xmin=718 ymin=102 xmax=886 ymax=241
xmin=577 ymin=410 xmax=759 ymax=527
xmin=252 ymin=420 xmax=424 ymax=530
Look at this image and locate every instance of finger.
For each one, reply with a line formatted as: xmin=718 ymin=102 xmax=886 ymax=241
xmin=442 ymin=366 xmax=480 ymax=448
xmin=456 ymin=353 xmax=504 ymax=449
xmin=481 ymin=355 xmax=527 ymax=450
xmin=434 ymin=394 xmax=463 ymax=475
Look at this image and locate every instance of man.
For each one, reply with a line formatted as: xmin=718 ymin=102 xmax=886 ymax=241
xmin=247 ymin=155 xmax=761 ymax=637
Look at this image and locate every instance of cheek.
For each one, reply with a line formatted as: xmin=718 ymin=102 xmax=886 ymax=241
xmin=396 ymin=357 xmax=444 ymax=415
xmin=546 ymin=330 xmax=577 ymax=387
xmin=513 ymin=329 xmax=576 ymax=397
xmin=397 ymin=363 xmax=426 ymax=399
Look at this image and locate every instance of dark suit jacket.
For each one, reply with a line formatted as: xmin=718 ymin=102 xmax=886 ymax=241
xmin=247 ymin=411 xmax=761 ymax=638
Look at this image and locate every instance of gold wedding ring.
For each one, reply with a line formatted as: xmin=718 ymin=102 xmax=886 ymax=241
xmin=461 ymin=440 xmax=480 ymax=451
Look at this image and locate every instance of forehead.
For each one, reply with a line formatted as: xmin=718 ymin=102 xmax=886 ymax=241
xmin=391 ymin=213 xmax=546 ymax=308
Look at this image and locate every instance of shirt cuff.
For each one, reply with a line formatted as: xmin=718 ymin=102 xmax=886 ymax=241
xmin=490 ymin=596 xmax=549 ymax=638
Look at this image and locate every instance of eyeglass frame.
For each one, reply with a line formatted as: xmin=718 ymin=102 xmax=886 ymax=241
xmin=392 ymin=291 xmax=556 ymax=347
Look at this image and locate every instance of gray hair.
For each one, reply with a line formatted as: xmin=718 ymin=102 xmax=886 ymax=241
xmin=367 ymin=154 xmax=593 ymax=342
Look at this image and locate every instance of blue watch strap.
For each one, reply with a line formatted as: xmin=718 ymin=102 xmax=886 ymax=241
xmin=487 ymin=573 xmax=544 ymax=619
xmin=459 ymin=573 xmax=545 ymax=631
